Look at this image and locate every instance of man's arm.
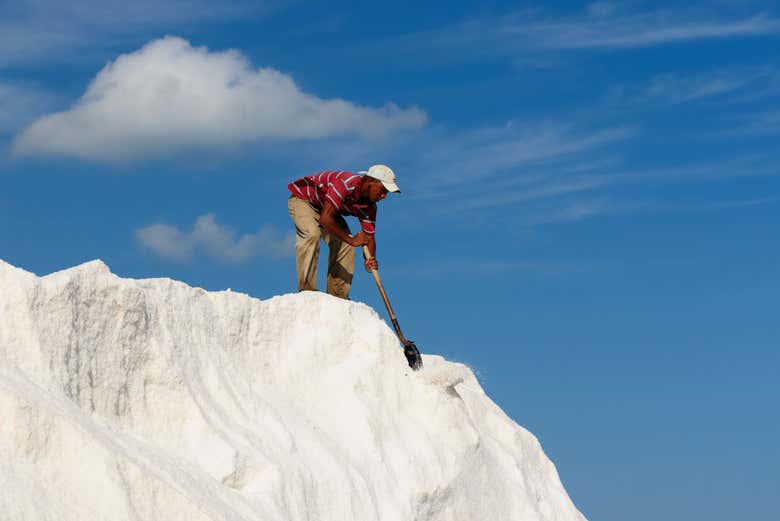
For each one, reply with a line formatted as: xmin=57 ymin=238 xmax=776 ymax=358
xmin=363 ymin=234 xmax=378 ymax=271
xmin=320 ymin=201 xmax=369 ymax=247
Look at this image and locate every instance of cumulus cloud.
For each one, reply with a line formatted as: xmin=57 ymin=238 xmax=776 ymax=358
xmin=13 ymin=36 xmax=427 ymax=162
xmin=136 ymin=213 xmax=295 ymax=263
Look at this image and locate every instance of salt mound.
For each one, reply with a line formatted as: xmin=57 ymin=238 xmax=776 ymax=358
xmin=0 ymin=259 xmax=587 ymax=521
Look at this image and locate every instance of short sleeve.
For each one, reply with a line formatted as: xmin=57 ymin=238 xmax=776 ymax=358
xmin=359 ymin=204 xmax=377 ymax=235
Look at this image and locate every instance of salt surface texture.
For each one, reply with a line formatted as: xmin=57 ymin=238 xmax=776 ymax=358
xmin=0 ymin=259 xmax=587 ymax=521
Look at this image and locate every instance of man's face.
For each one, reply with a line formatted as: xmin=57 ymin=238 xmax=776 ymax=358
xmin=366 ymin=179 xmax=389 ymax=203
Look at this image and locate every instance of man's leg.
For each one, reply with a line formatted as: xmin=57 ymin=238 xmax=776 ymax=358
xmin=323 ymin=214 xmax=355 ymax=299
xmin=287 ymin=196 xmax=322 ymax=292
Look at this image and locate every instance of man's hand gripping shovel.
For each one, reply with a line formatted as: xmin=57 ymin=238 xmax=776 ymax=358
xmin=362 ymin=246 xmax=423 ymax=370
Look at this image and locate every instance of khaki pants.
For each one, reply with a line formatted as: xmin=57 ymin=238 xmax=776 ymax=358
xmin=288 ymin=196 xmax=355 ymax=299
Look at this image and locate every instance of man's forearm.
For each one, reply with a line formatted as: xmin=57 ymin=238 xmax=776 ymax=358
xmin=365 ymin=235 xmax=376 ymax=259
xmin=320 ymin=214 xmax=354 ymax=244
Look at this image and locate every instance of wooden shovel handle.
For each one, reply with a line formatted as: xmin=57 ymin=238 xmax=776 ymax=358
xmin=363 ymin=246 xmax=408 ymax=343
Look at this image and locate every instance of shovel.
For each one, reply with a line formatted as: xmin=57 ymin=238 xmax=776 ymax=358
xmin=362 ymin=246 xmax=423 ymax=370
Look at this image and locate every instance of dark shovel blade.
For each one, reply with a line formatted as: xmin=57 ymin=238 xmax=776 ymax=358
xmin=403 ymin=341 xmax=423 ymax=371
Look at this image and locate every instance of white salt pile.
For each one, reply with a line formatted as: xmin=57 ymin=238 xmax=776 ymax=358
xmin=0 ymin=259 xmax=587 ymax=521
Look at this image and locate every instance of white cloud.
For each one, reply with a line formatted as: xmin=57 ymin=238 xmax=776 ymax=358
xmin=135 ymin=224 xmax=194 ymax=262
xmin=12 ymin=37 xmax=427 ymax=162
xmin=136 ymin=213 xmax=295 ymax=263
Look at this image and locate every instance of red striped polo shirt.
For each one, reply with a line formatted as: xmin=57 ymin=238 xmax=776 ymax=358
xmin=288 ymin=170 xmax=377 ymax=234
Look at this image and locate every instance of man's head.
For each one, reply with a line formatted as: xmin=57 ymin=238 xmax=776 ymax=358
xmin=359 ymin=164 xmax=400 ymax=203
xmin=360 ymin=177 xmax=386 ymax=203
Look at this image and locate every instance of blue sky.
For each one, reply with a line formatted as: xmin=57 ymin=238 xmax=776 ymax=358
xmin=2 ymin=1 xmax=779 ymax=519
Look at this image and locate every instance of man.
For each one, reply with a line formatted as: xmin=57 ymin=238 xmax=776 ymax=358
xmin=287 ymin=164 xmax=401 ymax=299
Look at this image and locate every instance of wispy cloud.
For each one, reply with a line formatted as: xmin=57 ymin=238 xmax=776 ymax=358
xmin=12 ymin=37 xmax=426 ymax=163
xmin=492 ymin=159 xmax=780 ymax=225
xmin=599 ymin=194 xmax=780 ymax=220
xmin=392 ymin=257 xmax=581 ymax=277
xmin=525 ymin=193 xmax=780 ymax=226
xmin=640 ymin=72 xmax=759 ymax=104
xmin=397 ymin=6 xmax=780 ymax=58
xmin=527 ymin=199 xmax=616 ymax=224
xmin=605 ymin=67 xmax=780 ymax=106
xmin=390 ymin=109 xmax=779 ymax=230
xmin=654 ymin=195 xmax=780 ymax=212
xmin=411 ymin=122 xmax=633 ymax=197
xmin=379 ymin=121 xmax=635 ymax=228
xmin=461 ymin=177 xmax=611 ymax=211
xmin=604 ymin=156 xmax=778 ymax=184
xmin=732 ymin=110 xmax=780 ymax=135
xmin=508 ymin=12 xmax=780 ymax=50
xmin=135 ymin=213 xmax=294 ymax=263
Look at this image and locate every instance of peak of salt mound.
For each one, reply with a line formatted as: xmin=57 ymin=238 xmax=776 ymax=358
xmin=41 ymin=258 xmax=112 ymax=280
xmin=0 ymin=258 xmax=587 ymax=521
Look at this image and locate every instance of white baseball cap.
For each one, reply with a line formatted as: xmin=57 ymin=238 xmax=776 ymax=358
xmin=359 ymin=164 xmax=401 ymax=193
